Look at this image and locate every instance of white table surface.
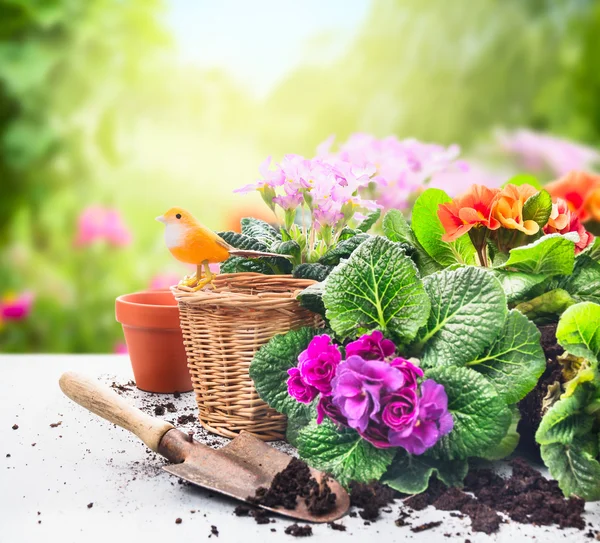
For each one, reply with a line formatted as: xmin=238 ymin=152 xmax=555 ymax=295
xmin=1 ymin=355 xmax=598 ymax=543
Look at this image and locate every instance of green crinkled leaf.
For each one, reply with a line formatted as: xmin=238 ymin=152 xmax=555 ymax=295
xmin=514 ymin=288 xmax=576 ymax=324
xmin=536 ymin=386 xmax=594 ymax=445
xmin=579 ymin=237 xmax=600 ymax=262
xmin=491 ymin=270 xmax=548 ymax=304
xmin=468 ymin=310 xmax=546 ymax=404
xmin=541 ymin=436 xmax=600 ymax=501
xmin=558 ymin=255 xmax=600 ymax=305
xmin=240 ymin=217 xmax=281 ymax=245
xmin=319 ymin=234 xmax=370 ymax=266
xmin=337 ymin=226 xmax=358 ymax=241
xmin=382 ymin=209 xmax=441 ymax=276
xmin=556 ymin=302 xmax=600 ymax=363
xmin=479 ymin=405 xmax=521 ymax=461
xmin=286 ymin=403 xmax=317 ymax=447
xmin=383 ymin=450 xmax=468 ymax=494
xmin=297 ymin=420 xmax=395 ymax=486
xmin=416 ymin=267 xmax=507 ymax=368
xmin=249 ymin=327 xmax=320 ymax=419
xmin=220 ymin=256 xmax=273 ymax=275
xmin=218 ymin=231 xmax=270 ymax=252
xmin=522 ymin=190 xmax=552 ymax=227
xmin=411 ymin=189 xmax=477 ymax=267
xmin=297 ymin=282 xmax=326 ymax=317
xmin=272 ymin=239 xmax=301 ymax=258
xmin=293 ymin=263 xmax=333 ymax=282
xmin=356 ymin=209 xmax=381 ymax=233
xmin=425 ymin=366 xmax=512 ymax=460
xmin=499 ymin=234 xmax=575 ymax=276
xmin=323 ymin=236 xmax=430 ymax=342
xmin=503 ymin=174 xmax=542 ymax=190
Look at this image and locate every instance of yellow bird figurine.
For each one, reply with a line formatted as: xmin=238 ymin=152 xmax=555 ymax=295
xmin=156 ymin=207 xmax=283 ymax=291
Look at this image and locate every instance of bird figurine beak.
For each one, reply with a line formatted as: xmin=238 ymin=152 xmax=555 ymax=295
xmin=155 ymin=215 xmax=166 ymax=224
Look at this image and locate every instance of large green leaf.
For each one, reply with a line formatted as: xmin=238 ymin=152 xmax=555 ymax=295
xmin=558 ymin=255 xmax=600 ymax=305
xmin=415 ymin=267 xmax=507 ymax=367
xmin=382 ymin=209 xmax=441 ymax=276
xmin=522 ymin=190 xmax=552 ymax=228
xmin=297 ymin=420 xmax=395 ymax=486
xmin=514 ymin=288 xmax=576 ymax=323
xmin=249 ymin=327 xmax=320 ymax=419
xmin=240 ymin=217 xmax=281 ymax=245
xmin=479 ymin=406 xmax=521 ymax=460
xmin=293 ymin=263 xmax=333 ymax=282
xmin=411 ymin=188 xmax=477 ymax=267
xmin=319 ymin=234 xmax=370 ymax=266
xmin=536 ymin=386 xmax=595 ymax=445
xmin=218 ymin=230 xmax=270 ymax=252
xmin=425 ymin=366 xmax=512 ymax=460
xmin=468 ymin=310 xmax=546 ymax=404
xmin=556 ymin=302 xmax=600 ymax=363
xmin=541 ymin=436 xmax=600 ymax=501
xmin=491 ymin=270 xmax=548 ymax=304
xmin=382 ymin=451 xmax=468 ymax=494
xmin=323 ymin=236 xmax=430 ymax=342
xmin=220 ymin=256 xmax=273 ymax=275
xmin=297 ymin=282 xmax=326 ymax=317
xmin=499 ymin=234 xmax=575 ymax=276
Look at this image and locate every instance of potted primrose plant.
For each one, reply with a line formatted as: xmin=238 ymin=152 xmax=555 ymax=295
xmin=171 ymin=154 xmax=382 ymax=440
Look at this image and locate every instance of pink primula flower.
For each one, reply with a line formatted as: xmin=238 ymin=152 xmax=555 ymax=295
xmin=1 ymin=291 xmax=34 ymax=320
xmin=75 ymin=206 xmax=132 ymax=247
xmin=114 ymin=342 xmax=128 ymax=354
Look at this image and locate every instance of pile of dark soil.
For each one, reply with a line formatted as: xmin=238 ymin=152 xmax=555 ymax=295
xmin=248 ymin=457 xmax=336 ymax=516
xmin=284 ymin=524 xmax=312 ymax=537
xmin=404 ymin=458 xmax=586 ymax=534
xmin=518 ymin=323 xmax=564 ymax=454
xmin=349 ymin=481 xmax=397 ymax=521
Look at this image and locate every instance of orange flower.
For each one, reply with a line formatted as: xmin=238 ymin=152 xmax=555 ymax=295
xmin=545 ymin=170 xmax=600 ymax=223
xmin=492 ymin=183 xmax=540 ymax=235
xmin=438 ymin=185 xmax=500 ymax=242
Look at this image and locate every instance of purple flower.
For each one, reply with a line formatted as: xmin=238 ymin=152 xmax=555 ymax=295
xmin=316 ymin=395 xmax=347 ymax=426
xmin=297 ymin=334 xmax=341 ymax=395
xmin=331 ymin=356 xmax=405 ymax=433
xmin=389 ymin=357 xmax=423 ymax=389
xmin=381 ymin=387 xmax=419 ymax=433
xmin=389 ymin=379 xmax=453 ymax=455
xmin=286 ymin=368 xmax=318 ymax=404
xmin=345 ymin=331 xmax=396 ymax=360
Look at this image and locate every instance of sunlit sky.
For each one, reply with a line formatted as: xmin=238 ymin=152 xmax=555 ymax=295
xmin=166 ymin=0 xmax=372 ymax=97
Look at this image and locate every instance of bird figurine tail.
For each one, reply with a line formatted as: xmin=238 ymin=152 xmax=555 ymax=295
xmin=228 ymin=249 xmax=289 ymax=259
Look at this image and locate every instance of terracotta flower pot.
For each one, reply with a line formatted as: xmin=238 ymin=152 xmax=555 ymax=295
xmin=115 ymin=290 xmax=192 ymax=393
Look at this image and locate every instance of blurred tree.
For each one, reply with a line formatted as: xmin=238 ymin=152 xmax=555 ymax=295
xmin=0 ymin=0 xmax=168 ymax=244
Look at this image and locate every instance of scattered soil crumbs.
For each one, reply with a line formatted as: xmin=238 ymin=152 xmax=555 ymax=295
xmin=411 ymin=521 xmax=443 ymax=533
xmin=404 ymin=458 xmax=587 ymax=534
xmin=210 ymin=525 xmax=219 ymax=537
xmin=87 ymin=503 xmax=93 ymax=509
xmin=328 ymin=521 xmax=346 ymax=531
xmin=175 ymin=518 xmax=182 ymax=524
xmin=234 ymin=504 xmax=272 ymax=525
xmin=49 ymin=421 xmax=62 ymax=428
xmin=110 ymin=381 xmax=136 ymax=394
xmin=248 ymin=457 xmax=336 ymax=516
xmin=12 ymin=424 xmax=18 ymax=430
xmin=284 ymin=524 xmax=312 ymax=537
xmin=349 ymin=481 xmax=397 ymax=521
xmin=176 ymin=414 xmax=196 ymax=425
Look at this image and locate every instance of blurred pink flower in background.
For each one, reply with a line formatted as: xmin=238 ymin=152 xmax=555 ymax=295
xmin=75 ymin=206 xmax=132 ymax=247
xmin=114 ymin=342 xmax=128 ymax=354
xmin=495 ymin=129 xmax=600 ymax=177
xmin=318 ymin=133 xmax=465 ymax=210
xmin=1 ymin=291 xmax=34 ymax=320
xmin=149 ymin=273 xmax=181 ymax=290
xmin=428 ymin=162 xmax=505 ymax=196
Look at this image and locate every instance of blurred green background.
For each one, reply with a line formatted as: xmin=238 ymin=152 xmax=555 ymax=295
xmin=1 ymin=0 xmax=600 ymax=353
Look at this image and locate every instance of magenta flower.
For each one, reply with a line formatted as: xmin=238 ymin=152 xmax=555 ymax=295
xmin=75 ymin=206 xmax=132 ymax=247
xmin=114 ymin=342 xmax=128 ymax=354
xmin=331 ymin=356 xmax=405 ymax=433
xmin=234 ymin=156 xmax=285 ymax=194
xmin=287 ymin=367 xmax=318 ymax=404
xmin=381 ymin=387 xmax=419 ymax=433
xmin=345 ymin=331 xmax=396 ymax=360
xmin=389 ymin=379 xmax=453 ymax=455
xmin=390 ymin=357 xmax=424 ymax=389
xmin=1 ymin=291 xmax=34 ymax=320
xmin=316 ymin=395 xmax=347 ymax=426
xmin=297 ymin=334 xmax=342 ymax=394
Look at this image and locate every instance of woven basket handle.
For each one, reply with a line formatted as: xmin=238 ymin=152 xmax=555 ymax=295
xmin=59 ymin=371 xmax=174 ymax=452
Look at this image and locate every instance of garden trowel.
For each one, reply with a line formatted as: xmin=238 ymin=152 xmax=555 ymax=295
xmin=59 ymin=372 xmax=349 ymax=523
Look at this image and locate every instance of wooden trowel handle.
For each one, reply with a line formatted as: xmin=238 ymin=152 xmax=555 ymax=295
xmin=59 ymin=371 xmax=174 ymax=453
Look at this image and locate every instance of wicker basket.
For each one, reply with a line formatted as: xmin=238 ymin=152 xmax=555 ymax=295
xmin=172 ymin=273 xmax=323 ymax=440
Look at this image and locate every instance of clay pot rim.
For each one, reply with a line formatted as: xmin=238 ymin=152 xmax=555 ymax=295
xmin=115 ymin=290 xmax=181 ymax=329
